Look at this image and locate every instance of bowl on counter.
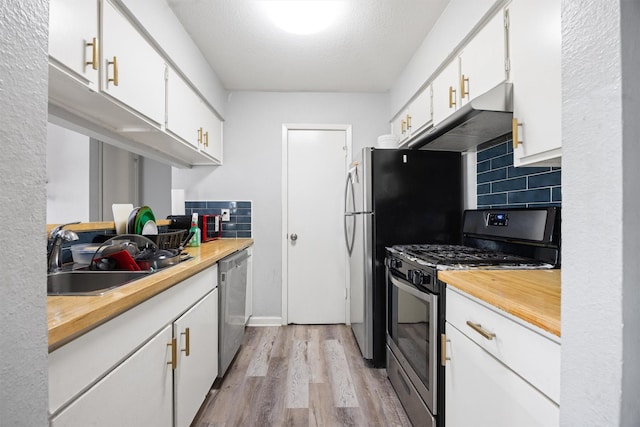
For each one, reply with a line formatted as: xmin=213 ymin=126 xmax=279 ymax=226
xmin=70 ymin=243 xmax=107 ymax=265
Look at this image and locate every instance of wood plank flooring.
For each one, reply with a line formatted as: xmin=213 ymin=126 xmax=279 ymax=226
xmin=192 ymin=325 xmax=411 ymax=427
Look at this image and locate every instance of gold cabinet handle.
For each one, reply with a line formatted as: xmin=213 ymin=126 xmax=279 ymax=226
xmin=448 ymin=86 xmax=457 ymax=108
xmin=512 ymin=118 xmax=523 ymax=149
xmin=406 ymin=114 xmax=412 ymax=131
xmin=204 ymin=131 xmax=209 ymax=147
xmin=441 ymin=333 xmax=450 ymax=366
xmin=108 ymin=56 xmax=118 ymax=86
xmin=197 ymin=127 xmax=203 ymax=145
xmin=86 ymin=37 xmax=98 ymax=70
xmin=461 ymin=74 xmax=469 ymax=99
xmin=401 ymin=119 xmax=407 ymax=134
xmin=181 ymin=327 xmax=190 ymax=357
xmin=466 ymin=321 xmax=496 ymax=340
xmin=167 ymin=337 xmax=177 ymax=369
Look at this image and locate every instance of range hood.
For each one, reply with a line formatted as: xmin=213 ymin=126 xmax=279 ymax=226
xmin=408 ymin=82 xmax=513 ymax=151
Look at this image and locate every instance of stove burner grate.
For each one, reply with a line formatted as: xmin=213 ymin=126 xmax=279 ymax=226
xmin=392 ymin=244 xmax=546 ymax=268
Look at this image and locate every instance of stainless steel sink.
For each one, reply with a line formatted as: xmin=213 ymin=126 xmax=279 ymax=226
xmin=47 ymin=270 xmax=152 ymax=296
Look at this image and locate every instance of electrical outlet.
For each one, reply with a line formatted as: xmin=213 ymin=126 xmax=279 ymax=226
xmin=221 ymin=209 xmax=231 ymax=221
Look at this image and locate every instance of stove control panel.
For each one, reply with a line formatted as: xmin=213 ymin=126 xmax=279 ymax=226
xmin=487 ymin=213 xmax=508 ymax=226
xmin=408 ymin=269 xmax=431 ymax=287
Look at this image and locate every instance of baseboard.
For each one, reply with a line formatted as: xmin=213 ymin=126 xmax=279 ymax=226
xmin=246 ymin=316 xmax=283 ymax=327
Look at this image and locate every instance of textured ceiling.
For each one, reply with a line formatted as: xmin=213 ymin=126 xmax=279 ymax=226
xmin=167 ymin=0 xmax=451 ymax=92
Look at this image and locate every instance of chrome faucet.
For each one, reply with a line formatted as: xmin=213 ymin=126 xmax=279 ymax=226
xmin=48 ymin=222 xmax=80 ymax=273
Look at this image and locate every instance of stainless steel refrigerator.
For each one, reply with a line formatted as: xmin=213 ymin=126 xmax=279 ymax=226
xmin=344 ymin=147 xmax=462 ymax=367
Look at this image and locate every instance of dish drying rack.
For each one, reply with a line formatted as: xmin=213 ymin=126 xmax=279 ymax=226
xmin=143 ymin=230 xmax=187 ymax=249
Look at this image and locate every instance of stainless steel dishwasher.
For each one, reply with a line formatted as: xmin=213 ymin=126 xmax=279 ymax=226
xmin=218 ymin=248 xmax=249 ymax=377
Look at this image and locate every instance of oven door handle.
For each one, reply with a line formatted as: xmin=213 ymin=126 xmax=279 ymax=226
xmin=389 ymin=275 xmax=431 ymax=302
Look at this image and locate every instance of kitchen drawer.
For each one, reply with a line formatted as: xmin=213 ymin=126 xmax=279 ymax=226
xmin=446 ymin=287 xmax=560 ymax=403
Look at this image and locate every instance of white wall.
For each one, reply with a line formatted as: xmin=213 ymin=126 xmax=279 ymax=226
xmin=173 ymin=91 xmax=389 ymax=319
xmin=0 ymin=1 xmax=49 ymax=425
xmin=561 ymin=1 xmax=640 ymax=425
xmin=140 ymin=156 xmax=172 ymax=220
xmin=46 ymin=123 xmax=91 ymax=223
xmin=390 ymin=0 xmax=504 ymax=117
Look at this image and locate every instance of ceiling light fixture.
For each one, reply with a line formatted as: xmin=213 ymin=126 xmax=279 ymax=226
xmin=263 ymin=1 xmax=344 ymax=35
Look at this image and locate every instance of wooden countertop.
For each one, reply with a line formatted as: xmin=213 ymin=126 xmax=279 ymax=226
xmin=47 ymin=238 xmax=253 ymax=351
xmin=46 ymin=220 xmax=172 ymax=234
xmin=438 ymin=269 xmax=561 ymax=337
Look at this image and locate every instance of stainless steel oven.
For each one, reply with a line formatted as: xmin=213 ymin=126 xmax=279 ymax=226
xmin=386 ymin=207 xmax=561 ymax=427
xmin=387 ymin=268 xmax=440 ymax=427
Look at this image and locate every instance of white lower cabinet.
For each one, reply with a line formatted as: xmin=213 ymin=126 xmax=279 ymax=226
xmin=444 ymin=287 xmax=560 ymax=427
xmin=445 ymin=324 xmax=558 ymax=427
xmin=49 ymin=266 xmax=219 ymax=427
xmin=174 ymin=289 xmax=218 ymax=427
xmin=51 ymin=325 xmax=173 ymax=427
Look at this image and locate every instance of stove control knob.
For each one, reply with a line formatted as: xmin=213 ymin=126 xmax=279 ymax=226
xmin=389 ymin=258 xmax=402 ymax=269
xmin=409 ymin=270 xmax=423 ymax=286
xmin=408 ymin=270 xmax=431 ymax=286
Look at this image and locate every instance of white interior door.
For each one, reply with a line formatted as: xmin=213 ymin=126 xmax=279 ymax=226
xmin=286 ymin=127 xmax=349 ymax=324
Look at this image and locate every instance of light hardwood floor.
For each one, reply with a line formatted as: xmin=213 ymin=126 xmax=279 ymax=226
xmin=192 ymin=325 xmax=411 ymax=427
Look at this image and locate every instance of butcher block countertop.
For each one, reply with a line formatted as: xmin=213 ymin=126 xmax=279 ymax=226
xmin=438 ymin=269 xmax=561 ymax=337
xmin=47 ymin=238 xmax=253 ymax=351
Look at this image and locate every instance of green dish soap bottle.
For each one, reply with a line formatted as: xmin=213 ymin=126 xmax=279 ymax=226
xmin=189 ymin=213 xmax=201 ymax=247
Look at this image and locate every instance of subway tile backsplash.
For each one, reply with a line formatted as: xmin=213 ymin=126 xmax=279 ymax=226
xmin=477 ymin=141 xmax=561 ymax=209
xmin=185 ymin=200 xmax=252 ymax=238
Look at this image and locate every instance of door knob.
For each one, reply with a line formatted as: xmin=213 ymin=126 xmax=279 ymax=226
xmin=290 ymin=233 xmax=298 ymax=241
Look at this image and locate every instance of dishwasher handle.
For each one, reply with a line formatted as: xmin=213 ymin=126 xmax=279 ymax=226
xmin=219 ymin=249 xmax=250 ymax=271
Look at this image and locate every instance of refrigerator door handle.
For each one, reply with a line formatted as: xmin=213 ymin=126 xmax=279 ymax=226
xmin=344 ymin=172 xmax=357 ymax=254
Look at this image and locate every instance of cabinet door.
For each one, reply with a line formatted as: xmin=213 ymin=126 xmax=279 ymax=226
xmin=200 ymin=106 xmax=223 ymax=164
xmin=408 ymin=85 xmax=432 ymax=136
xmin=166 ymin=68 xmax=202 ymax=149
xmin=445 ymin=323 xmax=559 ymax=427
xmin=509 ymin=0 xmax=562 ymax=166
xmin=174 ymin=289 xmax=218 ymax=427
xmin=432 ymin=59 xmax=460 ymax=125
xmin=49 ymin=0 xmax=99 ymax=88
xmin=459 ymin=10 xmax=507 ymax=106
xmin=391 ymin=109 xmax=409 ymax=144
xmin=101 ymin=0 xmax=166 ymax=126
xmin=51 ymin=325 xmax=173 ymax=427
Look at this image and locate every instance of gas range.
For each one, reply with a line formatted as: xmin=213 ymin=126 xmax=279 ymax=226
xmin=390 ymin=206 xmax=560 ymax=271
xmin=384 ymin=207 xmax=560 ymax=427
xmin=387 ymin=243 xmax=555 ymax=270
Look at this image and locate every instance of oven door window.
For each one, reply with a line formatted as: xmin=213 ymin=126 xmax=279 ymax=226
xmin=388 ymin=274 xmax=437 ymax=407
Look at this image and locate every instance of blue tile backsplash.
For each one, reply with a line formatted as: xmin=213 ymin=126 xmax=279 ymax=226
xmin=185 ymin=200 xmax=252 ymax=238
xmin=477 ymin=141 xmax=561 ymax=209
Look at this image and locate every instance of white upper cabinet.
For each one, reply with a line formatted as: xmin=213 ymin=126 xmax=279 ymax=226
xmin=459 ymin=11 xmax=507 ymax=107
xmin=167 ymin=68 xmax=203 ymax=150
xmin=432 ymin=58 xmax=460 ymax=125
xmin=433 ymin=10 xmax=506 ymax=126
xmin=167 ymin=68 xmax=223 ymax=164
xmin=508 ymin=0 xmax=562 ymax=167
xmin=48 ymin=0 xmax=224 ymax=167
xmin=391 ymin=108 xmax=409 ymax=145
xmin=407 ymin=86 xmax=433 ymax=138
xmin=101 ymin=0 xmax=166 ymax=126
xmin=49 ymin=0 xmax=99 ymax=88
xmin=402 ymin=8 xmax=507 ymax=142
xmin=200 ymin=108 xmax=223 ymax=163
